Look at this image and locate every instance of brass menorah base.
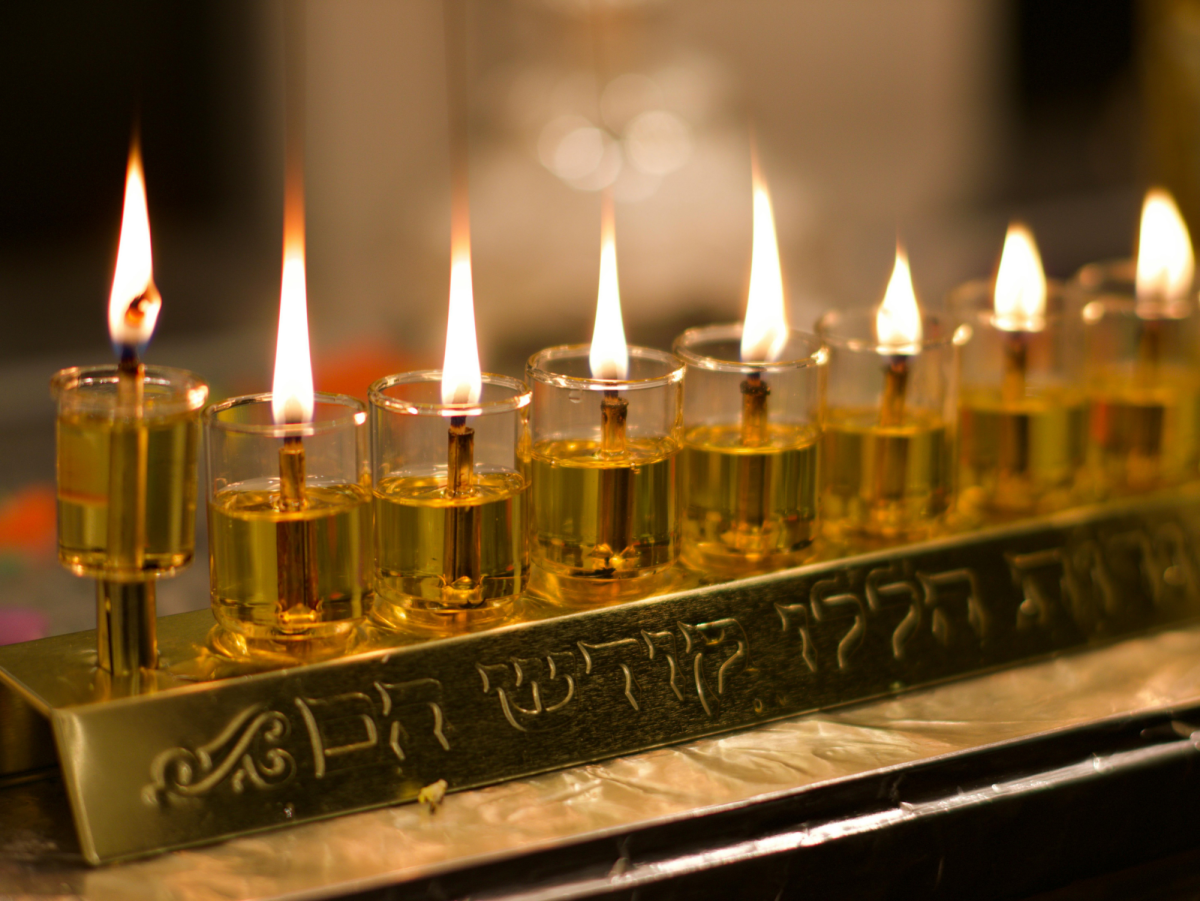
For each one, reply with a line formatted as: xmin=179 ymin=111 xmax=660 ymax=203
xmin=3 ymin=490 xmax=1200 ymax=864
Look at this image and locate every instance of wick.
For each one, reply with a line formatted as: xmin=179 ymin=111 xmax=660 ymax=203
xmin=740 ymin=370 xmax=769 ymax=447
xmin=1001 ymin=331 xmax=1028 ymax=406
xmin=279 ymin=435 xmax=307 ymax=511
xmin=880 ymin=354 xmax=909 ymax=428
xmin=276 ymin=430 xmax=318 ymax=618
xmin=600 ymin=389 xmax=628 ymax=458
xmin=1136 ymin=317 xmax=1163 ymax=388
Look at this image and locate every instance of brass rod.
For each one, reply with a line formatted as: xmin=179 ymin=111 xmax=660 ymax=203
xmin=99 ymin=349 xmax=155 ymax=673
xmin=444 ymin=416 xmax=482 ymax=601
xmin=96 ymin=579 xmax=156 ymax=675
xmin=736 ymin=372 xmax=770 ymax=533
xmin=875 ymin=354 xmax=909 ymax=505
xmin=597 ymin=391 xmax=634 ymax=567
xmin=277 ymin=436 xmax=318 ymax=618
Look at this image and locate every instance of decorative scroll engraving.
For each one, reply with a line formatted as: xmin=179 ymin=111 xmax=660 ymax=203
xmin=775 ymin=602 xmax=818 ymax=673
xmin=919 ymin=568 xmax=987 ymax=648
xmin=866 ymin=564 xmax=923 ymax=660
xmin=143 ymin=704 xmax=295 ymax=804
xmin=811 ymin=577 xmax=867 ymax=670
xmin=478 ymin=654 xmax=578 ymax=732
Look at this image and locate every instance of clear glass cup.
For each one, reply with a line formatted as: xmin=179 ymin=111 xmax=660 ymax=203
xmin=526 ymin=344 xmax=684 ymax=606
xmin=369 ymin=371 xmax=531 ymax=633
xmin=52 ymin=364 xmax=208 ymax=578
xmin=672 ymin=323 xmax=826 ymax=576
xmin=817 ymin=310 xmax=966 ymax=542
xmin=949 ymin=279 xmax=1088 ymax=517
xmin=1073 ymin=259 xmax=1200 ymax=494
xmin=205 ymin=393 xmax=371 ymax=656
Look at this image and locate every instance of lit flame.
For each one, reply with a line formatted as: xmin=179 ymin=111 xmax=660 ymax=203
xmin=108 ymin=141 xmax=161 ymax=349
xmin=590 ymin=194 xmax=629 ymax=380
xmin=740 ymin=165 xmax=788 ymax=362
xmin=875 ymin=243 xmax=923 ymax=354
xmin=441 ymin=228 xmax=483 ymax=406
xmin=993 ymin=222 xmax=1047 ymax=332
xmin=271 ymin=204 xmax=315 ymax=424
xmin=1136 ymin=188 xmax=1195 ymax=308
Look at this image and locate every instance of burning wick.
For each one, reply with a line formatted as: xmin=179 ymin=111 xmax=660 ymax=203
xmin=101 ymin=135 xmax=163 ymax=673
xmin=272 ymin=0 xmax=319 ymax=619
xmin=993 ymin=223 xmax=1047 ymax=406
xmin=876 ymin=244 xmax=923 ymax=429
xmin=1134 ymin=188 xmax=1194 ymax=378
xmin=590 ymin=193 xmax=634 ymax=568
xmin=740 ymin=154 xmax=788 ymax=447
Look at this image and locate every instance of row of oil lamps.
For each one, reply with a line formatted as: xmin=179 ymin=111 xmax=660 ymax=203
xmin=49 ymin=143 xmax=1200 ymax=671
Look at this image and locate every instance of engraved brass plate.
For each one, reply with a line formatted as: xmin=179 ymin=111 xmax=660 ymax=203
xmin=3 ymin=493 xmax=1200 ymax=863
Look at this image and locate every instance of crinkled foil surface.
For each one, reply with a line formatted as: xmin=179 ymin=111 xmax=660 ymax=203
xmin=5 ymin=626 xmax=1200 ymax=900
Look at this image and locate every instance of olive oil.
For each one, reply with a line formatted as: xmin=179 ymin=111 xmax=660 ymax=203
xmin=822 ymin=407 xmax=950 ymax=540
xmin=57 ymin=409 xmax=198 ymax=576
xmin=1089 ymin=368 xmax=1200 ymax=493
xmin=209 ymin=479 xmax=371 ymax=642
xmin=529 ymin=437 xmax=679 ymax=604
xmin=373 ymin=470 xmax=527 ymax=629
xmin=681 ymin=424 xmax=819 ymax=574
xmin=958 ymin=387 xmax=1088 ymax=516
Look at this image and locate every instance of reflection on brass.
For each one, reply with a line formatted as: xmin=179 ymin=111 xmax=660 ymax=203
xmin=3 ymin=491 xmax=1200 ymax=863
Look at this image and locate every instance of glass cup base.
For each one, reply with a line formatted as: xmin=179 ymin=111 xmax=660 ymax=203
xmin=527 ymin=562 xmax=681 ymax=608
xmin=371 ymin=593 xmax=517 ymax=635
xmin=207 ymin=620 xmax=362 ymax=664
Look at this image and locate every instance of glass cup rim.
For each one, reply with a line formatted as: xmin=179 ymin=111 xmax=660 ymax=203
xmin=205 ymin=392 xmax=367 ymax=437
xmin=672 ymin=322 xmax=827 ymax=373
xmin=816 ymin=309 xmax=970 ymax=353
xmin=51 ymin=364 xmax=209 ymax=418
xmin=368 ymin=370 xmax=531 ymax=417
xmin=1073 ymin=259 xmax=1199 ymax=321
xmin=526 ymin=344 xmax=684 ymax=390
xmin=947 ymin=278 xmax=1073 ymax=331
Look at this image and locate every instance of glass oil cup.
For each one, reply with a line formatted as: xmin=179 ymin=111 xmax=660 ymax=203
xmin=1074 ymin=260 xmax=1200 ymax=495
xmin=672 ymin=324 xmax=825 ymax=576
xmin=817 ymin=310 xmax=965 ymax=544
xmin=950 ymin=280 xmax=1087 ymax=519
xmin=52 ymin=364 xmax=208 ymax=578
xmin=205 ymin=393 xmax=371 ymax=657
xmin=370 ymin=372 xmax=530 ymax=633
xmin=526 ymin=345 xmax=684 ymax=607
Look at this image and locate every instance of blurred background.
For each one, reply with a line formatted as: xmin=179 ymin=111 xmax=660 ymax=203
xmin=0 ymin=0 xmax=1186 ymax=635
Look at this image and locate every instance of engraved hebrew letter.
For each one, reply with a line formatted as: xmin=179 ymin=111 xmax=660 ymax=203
xmin=774 ymin=602 xmax=818 ymax=673
xmin=294 ymin=692 xmax=380 ymax=779
xmin=678 ymin=618 xmax=751 ymax=717
xmin=865 ymin=563 xmax=924 ymax=660
xmin=917 ymin=568 xmax=986 ymax=647
xmin=810 ymin=577 xmax=867 ymax=670
xmin=578 ymin=638 xmax=648 ymax=710
xmin=1153 ymin=522 xmax=1200 ymax=605
xmin=477 ymin=652 xmax=578 ymax=732
xmin=374 ymin=678 xmax=451 ymax=764
xmin=1069 ymin=538 xmax=1119 ymax=622
xmin=641 ymin=629 xmax=685 ymax=701
xmin=1006 ymin=549 xmax=1069 ymax=630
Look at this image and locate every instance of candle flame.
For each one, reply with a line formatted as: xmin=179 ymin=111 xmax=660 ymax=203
xmin=590 ymin=195 xmax=629 ymax=380
xmin=108 ymin=141 xmax=161 ymax=350
xmin=441 ymin=226 xmax=483 ymax=406
xmin=271 ymin=204 xmax=314 ymax=424
xmin=741 ymin=165 xmax=788 ymax=362
xmin=876 ymin=243 xmax=923 ymax=354
xmin=1136 ymin=188 xmax=1195 ymax=309
xmin=993 ymin=222 xmax=1047 ymax=332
